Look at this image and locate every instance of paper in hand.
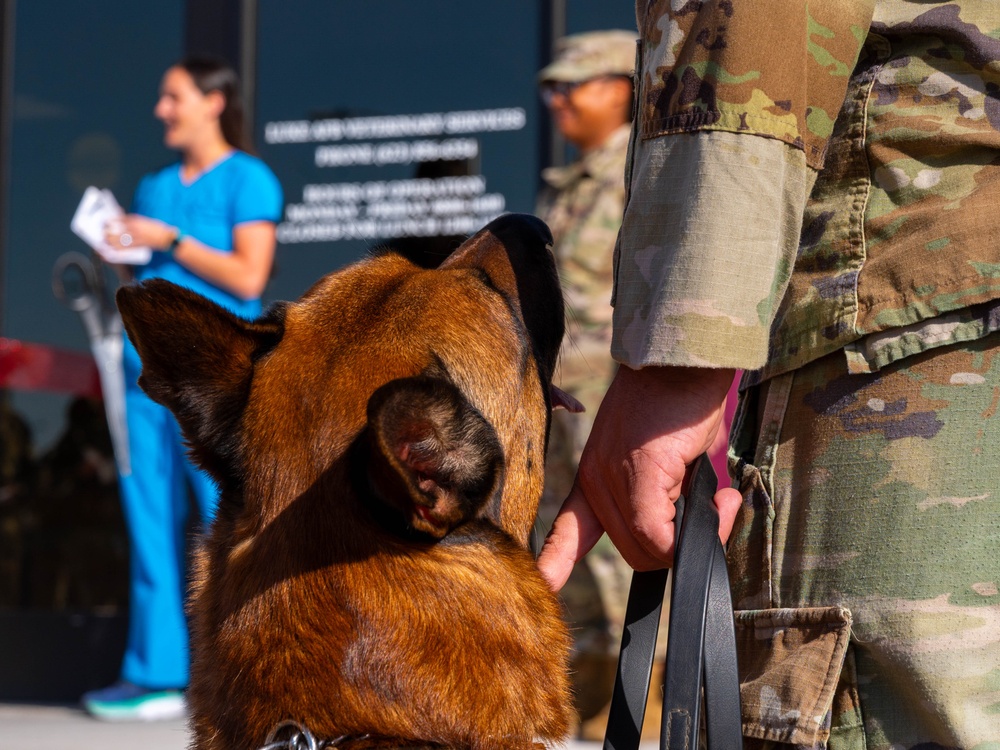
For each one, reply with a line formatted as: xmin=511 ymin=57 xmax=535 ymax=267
xmin=71 ymin=187 xmax=152 ymax=265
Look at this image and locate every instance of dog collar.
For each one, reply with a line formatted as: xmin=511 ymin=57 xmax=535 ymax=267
xmin=259 ymin=720 xmax=363 ymax=750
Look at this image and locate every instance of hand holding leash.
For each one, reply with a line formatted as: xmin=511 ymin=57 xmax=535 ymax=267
xmin=537 ymin=365 xmax=741 ymax=590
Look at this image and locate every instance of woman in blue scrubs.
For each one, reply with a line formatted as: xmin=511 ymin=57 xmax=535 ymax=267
xmin=82 ymin=57 xmax=282 ymax=721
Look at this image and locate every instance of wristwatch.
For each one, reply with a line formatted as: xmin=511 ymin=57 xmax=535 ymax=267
xmin=168 ymin=229 xmax=185 ymax=255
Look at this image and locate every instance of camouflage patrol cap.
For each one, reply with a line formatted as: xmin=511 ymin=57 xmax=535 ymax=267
xmin=538 ymin=30 xmax=637 ymax=83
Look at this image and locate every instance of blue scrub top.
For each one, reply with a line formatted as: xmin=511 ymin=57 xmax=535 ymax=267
xmin=131 ymin=150 xmax=283 ymax=320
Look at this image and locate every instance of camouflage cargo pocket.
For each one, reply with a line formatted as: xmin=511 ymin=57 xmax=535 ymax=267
xmin=735 ymin=606 xmax=853 ymax=748
xmin=726 ymin=386 xmax=861 ymax=749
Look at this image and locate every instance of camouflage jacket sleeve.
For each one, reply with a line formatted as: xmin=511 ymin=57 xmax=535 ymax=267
xmin=611 ymin=0 xmax=874 ymax=370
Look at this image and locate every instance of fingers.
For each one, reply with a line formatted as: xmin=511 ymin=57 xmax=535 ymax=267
xmin=537 ymin=464 xmax=679 ymax=591
xmin=714 ymin=486 xmax=743 ymax=545
xmin=104 ymin=216 xmax=136 ymax=248
xmin=104 ymin=232 xmax=129 ymax=249
xmin=104 ymin=219 xmax=123 ymax=248
xmin=538 ymin=468 xmax=745 ymax=592
xmin=536 ymin=487 xmax=603 ymax=591
xmin=609 ymin=453 xmax=678 ymax=567
xmin=538 ymin=365 xmax=740 ymax=591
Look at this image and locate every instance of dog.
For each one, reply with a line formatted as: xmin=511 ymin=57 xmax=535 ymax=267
xmin=116 ymin=214 xmax=580 ymax=750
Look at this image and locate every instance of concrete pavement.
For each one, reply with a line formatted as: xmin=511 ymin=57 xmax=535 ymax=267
xmin=0 ymin=702 xmax=659 ymax=750
xmin=1 ymin=702 xmax=189 ymax=750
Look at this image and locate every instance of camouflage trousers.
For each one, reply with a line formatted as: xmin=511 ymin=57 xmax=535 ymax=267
xmin=727 ymin=334 xmax=1000 ymax=750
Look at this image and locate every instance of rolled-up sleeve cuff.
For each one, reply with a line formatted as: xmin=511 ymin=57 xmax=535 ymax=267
xmin=611 ymin=130 xmax=815 ymax=370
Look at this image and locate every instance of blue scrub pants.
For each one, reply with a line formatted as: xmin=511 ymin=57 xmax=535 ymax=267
xmin=116 ymin=340 xmax=218 ymax=690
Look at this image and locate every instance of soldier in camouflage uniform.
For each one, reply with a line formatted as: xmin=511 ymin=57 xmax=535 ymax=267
xmin=538 ymin=2 xmax=1000 ymax=749
xmin=534 ymin=29 xmax=640 ymax=735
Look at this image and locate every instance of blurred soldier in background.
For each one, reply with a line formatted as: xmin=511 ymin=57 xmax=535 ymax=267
xmin=534 ymin=29 xmax=641 ymax=738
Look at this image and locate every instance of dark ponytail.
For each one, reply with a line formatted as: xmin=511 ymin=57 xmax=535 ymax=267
xmin=175 ymin=56 xmax=253 ymax=153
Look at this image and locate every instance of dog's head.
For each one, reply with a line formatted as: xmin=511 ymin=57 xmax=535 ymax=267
xmin=116 ymin=214 xmax=576 ymax=748
xmin=116 ymin=213 xmax=569 ymax=547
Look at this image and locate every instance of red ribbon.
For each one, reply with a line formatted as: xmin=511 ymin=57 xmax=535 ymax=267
xmin=0 ymin=337 xmax=102 ymax=398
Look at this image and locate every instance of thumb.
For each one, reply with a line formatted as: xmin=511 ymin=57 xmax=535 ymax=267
xmin=536 ymin=488 xmax=606 ymax=592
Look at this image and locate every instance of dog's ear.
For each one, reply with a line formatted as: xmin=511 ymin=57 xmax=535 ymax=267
xmin=115 ymin=279 xmax=283 ymax=483
xmin=364 ymin=376 xmax=504 ymax=539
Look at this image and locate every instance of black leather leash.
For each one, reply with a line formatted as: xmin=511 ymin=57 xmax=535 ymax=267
xmin=603 ymin=453 xmax=743 ymax=750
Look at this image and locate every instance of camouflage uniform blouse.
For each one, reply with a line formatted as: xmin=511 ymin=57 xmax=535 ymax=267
xmin=537 ymin=122 xmax=630 ymax=362
xmin=612 ymin=1 xmax=1000 ymax=381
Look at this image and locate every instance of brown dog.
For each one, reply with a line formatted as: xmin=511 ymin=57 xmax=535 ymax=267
xmin=116 ymin=215 xmax=576 ymax=750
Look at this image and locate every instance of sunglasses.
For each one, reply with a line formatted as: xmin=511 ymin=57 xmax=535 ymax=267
xmin=539 ymin=75 xmax=629 ymax=105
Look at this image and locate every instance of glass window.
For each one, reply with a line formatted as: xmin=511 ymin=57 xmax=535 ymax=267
xmin=255 ymin=0 xmax=546 ymax=302
xmin=3 ymin=1 xmax=182 ymax=447
xmin=0 ymin=1 xmax=184 ymax=619
xmin=567 ymin=1 xmax=636 ymax=34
